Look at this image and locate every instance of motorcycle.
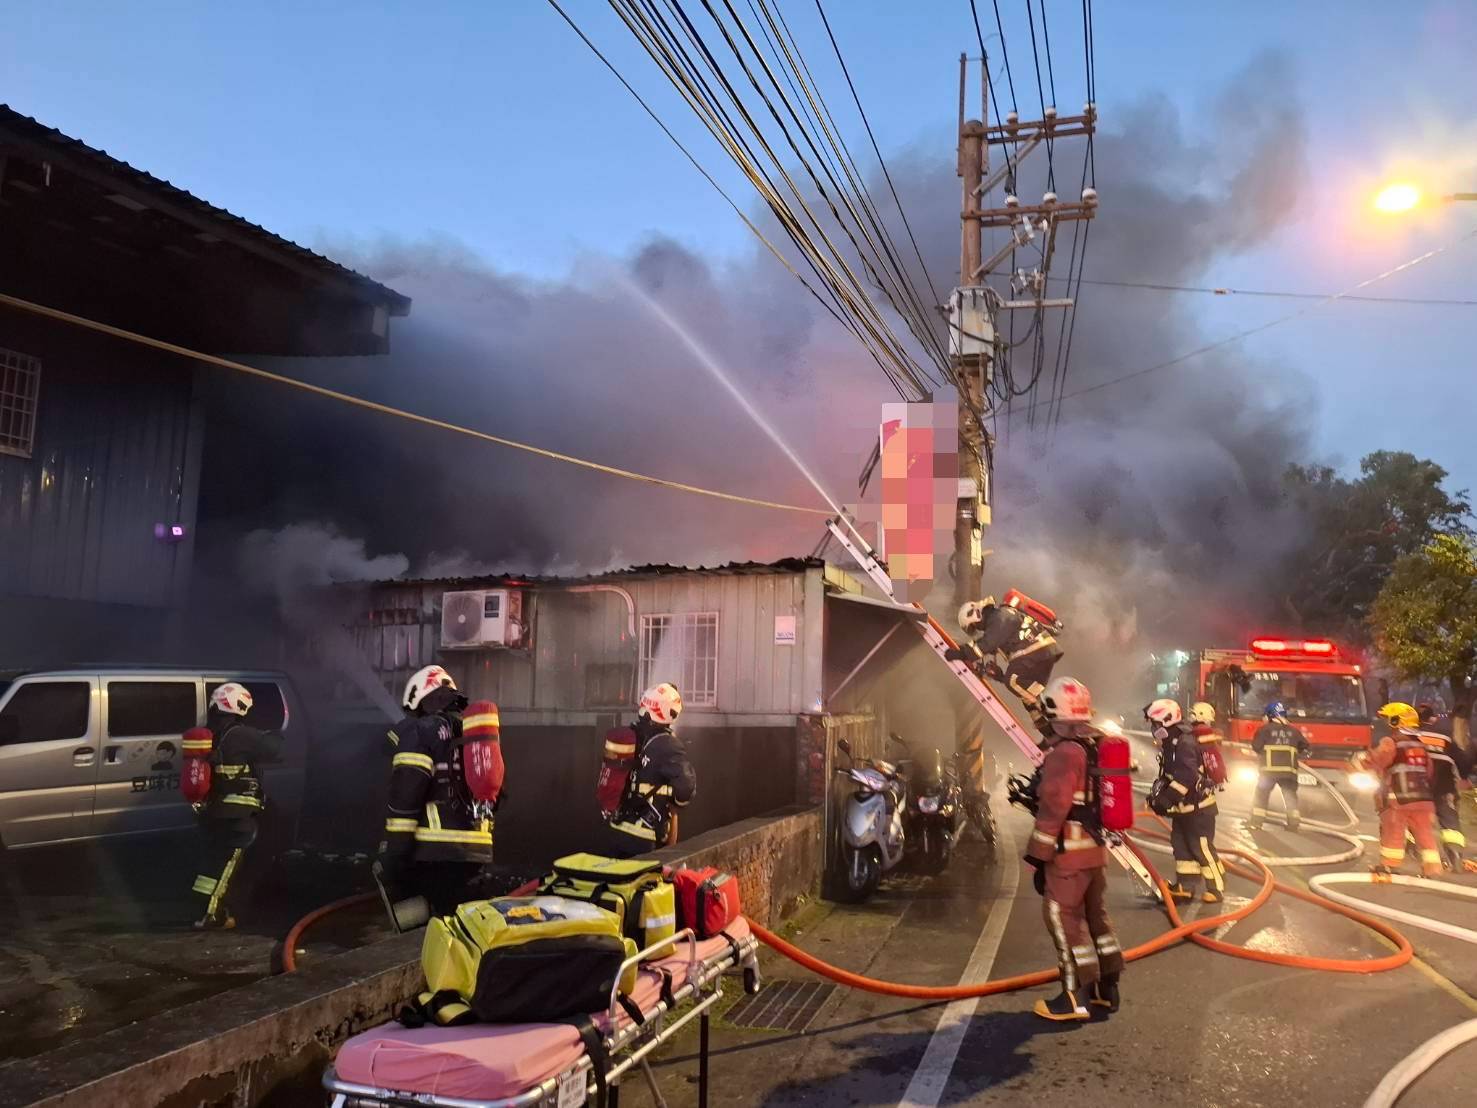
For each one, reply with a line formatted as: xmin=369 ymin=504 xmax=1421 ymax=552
xmin=905 ymin=743 xmax=966 ymax=875
xmin=834 ymin=737 xmax=909 ymax=902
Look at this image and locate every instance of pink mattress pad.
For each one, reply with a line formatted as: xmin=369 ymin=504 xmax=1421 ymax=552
xmin=334 ymin=919 xmax=753 ymax=1100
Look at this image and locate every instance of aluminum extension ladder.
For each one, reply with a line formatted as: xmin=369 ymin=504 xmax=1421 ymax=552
xmin=825 ymin=518 xmax=1160 ymax=900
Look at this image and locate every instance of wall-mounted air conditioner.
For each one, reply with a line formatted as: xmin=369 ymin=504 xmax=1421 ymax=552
xmin=440 ymin=589 xmax=527 ymax=650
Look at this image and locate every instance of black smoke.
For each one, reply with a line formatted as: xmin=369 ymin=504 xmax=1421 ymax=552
xmin=196 ymin=54 xmax=1315 ymax=707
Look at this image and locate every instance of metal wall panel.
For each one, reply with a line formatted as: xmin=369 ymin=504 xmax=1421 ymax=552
xmin=0 ymin=319 xmax=199 ymax=609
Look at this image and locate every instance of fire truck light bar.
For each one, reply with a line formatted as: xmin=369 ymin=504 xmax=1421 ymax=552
xmin=1250 ymin=637 xmax=1337 ymax=657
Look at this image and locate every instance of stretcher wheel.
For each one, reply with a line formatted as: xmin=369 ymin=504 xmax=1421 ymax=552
xmin=743 ymin=967 xmax=761 ymax=995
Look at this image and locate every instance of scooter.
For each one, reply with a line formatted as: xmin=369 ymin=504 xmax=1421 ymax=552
xmin=905 ymin=744 xmax=967 ymax=875
xmin=834 ymin=737 xmax=909 ymax=902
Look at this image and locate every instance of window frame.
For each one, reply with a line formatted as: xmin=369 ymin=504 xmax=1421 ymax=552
xmin=0 ymin=346 xmax=42 ymax=460
xmin=105 ymin=679 xmax=202 ymax=738
xmin=0 ymin=679 xmax=93 ymax=746
xmin=639 ymin=611 xmax=720 ymax=709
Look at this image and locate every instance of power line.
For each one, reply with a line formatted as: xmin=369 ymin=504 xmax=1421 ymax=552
xmin=0 ymin=290 xmax=836 ymax=516
xmin=1055 ymin=275 xmax=1477 ymax=307
xmin=1023 ymin=226 xmax=1477 ymax=414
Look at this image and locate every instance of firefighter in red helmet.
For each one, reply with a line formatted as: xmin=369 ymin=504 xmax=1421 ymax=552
xmin=1024 ymin=676 xmax=1124 ymax=1021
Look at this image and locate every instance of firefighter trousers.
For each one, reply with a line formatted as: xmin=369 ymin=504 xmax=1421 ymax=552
xmin=1042 ymin=864 xmax=1123 ymax=993
xmin=1251 ymin=775 xmax=1300 ymax=828
xmin=1378 ymin=801 xmax=1441 ymax=876
xmin=1170 ymin=806 xmax=1225 ymax=896
xmin=1435 ymin=792 xmax=1465 ymax=859
xmin=192 ymin=818 xmax=258 ymax=923
xmin=1004 ymin=651 xmax=1057 ymax=707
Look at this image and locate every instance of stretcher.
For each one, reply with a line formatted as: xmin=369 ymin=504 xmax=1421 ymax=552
xmin=323 ymin=919 xmax=761 ymax=1108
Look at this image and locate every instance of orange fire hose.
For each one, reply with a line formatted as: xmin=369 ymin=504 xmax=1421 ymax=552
xmin=747 ymin=814 xmax=1412 ymax=1000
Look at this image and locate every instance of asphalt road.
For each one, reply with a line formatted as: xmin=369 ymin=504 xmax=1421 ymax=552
xmin=627 ymin=782 xmax=1477 ymax=1107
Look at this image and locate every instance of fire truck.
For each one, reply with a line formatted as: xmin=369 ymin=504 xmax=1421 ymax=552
xmin=1168 ymin=638 xmax=1376 ymax=777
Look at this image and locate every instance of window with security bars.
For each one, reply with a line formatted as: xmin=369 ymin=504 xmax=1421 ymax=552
xmin=0 ymin=347 xmax=41 ymax=459
xmin=640 ymin=613 xmax=719 ymax=708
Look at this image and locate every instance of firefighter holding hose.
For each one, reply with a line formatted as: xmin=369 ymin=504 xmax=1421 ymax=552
xmin=1247 ymin=702 xmax=1311 ymax=833
xmin=604 ymin=683 xmax=696 ymax=858
xmin=1024 ymin=675 xmax=1124 ymax=1021
xmin=1356 ymin=702 xmax=1442 ymax=878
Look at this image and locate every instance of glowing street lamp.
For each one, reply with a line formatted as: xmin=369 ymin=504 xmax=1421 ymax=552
xmin=1373 ymin=182 xmax=1421 ymax=213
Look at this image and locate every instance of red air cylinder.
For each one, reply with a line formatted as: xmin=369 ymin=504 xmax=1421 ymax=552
xmin=181 ymin=726 xmax=214 ymax=805
xmin=460 ymin=700 xmax=505 ymax=806
xmin=1096 ymin=733 xmax=1134 ymax=831
xmin=596 ymin=726 xmax=639 ymax=818
xmin=1198 ymin=728 xmax=1228 ymax=787
xmin=1002 ymin=588 xmax=1061 ymax=630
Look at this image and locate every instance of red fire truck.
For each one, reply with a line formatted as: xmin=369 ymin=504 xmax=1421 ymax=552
xmin=1172 ymin=638 xmax=1375 ymax=776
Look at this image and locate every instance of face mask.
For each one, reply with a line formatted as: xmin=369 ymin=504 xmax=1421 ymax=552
xmin=1153 ymin=726 xmax=1169 ymax=741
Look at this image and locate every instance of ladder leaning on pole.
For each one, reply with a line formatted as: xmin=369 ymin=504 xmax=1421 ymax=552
xmin=824 ymin=518 xmax=1160 ymax=900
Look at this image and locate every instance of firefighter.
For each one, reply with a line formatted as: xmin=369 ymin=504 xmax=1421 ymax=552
xmin=1355 ymin=703 xmax=1441 ymax=878
xmin=191 ymin=683 xmax=283 ymax=930
xmin=947 ymin=595 xmax=1063 ymax=729
xmin=1025 ymin=675 xmax=1124 ymax=1021
xmin=605 ymin=683 xmax=696 ymax=858
xmin=1146 ymin=698 xmax=1225 ymax=904
xmin=1416 ymin=704 xmax=1475 ymax=871
xmin=1247 ymin=702 xmax=1311 ymax=833
xmin=379 ymin=665 xmax=494 ymax=916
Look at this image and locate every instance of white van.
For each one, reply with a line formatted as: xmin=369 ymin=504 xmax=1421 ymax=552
xmin=0 ymin=667 xmax=307 ymax=852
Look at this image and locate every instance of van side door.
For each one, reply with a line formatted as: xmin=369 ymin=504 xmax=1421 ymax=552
xmin=0 ymin=678 xmax=98 ymax=847
xmin=90 ymin=678 xmax=201 ymax=839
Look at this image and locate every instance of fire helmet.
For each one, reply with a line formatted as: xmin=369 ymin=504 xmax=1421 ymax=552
xmin=638 ymin=683 xmax=683 ymax=726
xmin=1377 ymin=701 xmax=1420 ymax=731
xmin=1189 ymin=702 xmax=1216 ymax=725
xmin=404 ymin=665 xmax=457 ymax=712
xmin=1040 ymin=676 xmax=1093 ymax=722
xmin=1144 ymin=698 xmax=1182 ymax=727
xmin=210 ymin=682 xmax=253 ymax=718
xmin=958 ymin=597 xmax=995 ymax=634
xmin=1264 ymin=701 xmax=1287 ymax=722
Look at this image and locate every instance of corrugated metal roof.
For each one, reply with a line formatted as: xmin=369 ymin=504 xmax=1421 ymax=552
xmin=382 ymin=557 xmax=825 ymax=589
xmin=0 ymin=105 xmax=409 ymax=314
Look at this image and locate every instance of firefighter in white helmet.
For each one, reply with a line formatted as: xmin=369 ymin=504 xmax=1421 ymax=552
xmin=605 ymin=683 xmax=696 ymax=858
xmin=946 ymin=594 xmax=1064 ymax=730
xmin=190 ymin=682 xmax=284 ymax=930
xmin=1024 ymin=676 xmax=1124 ymax=1020
xmin=378 ymin=665 xmax=494 ymax=916
xmin=1145 ymin=698 xmax=1225 ymax=903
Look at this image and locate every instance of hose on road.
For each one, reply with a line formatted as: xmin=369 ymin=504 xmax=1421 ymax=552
xmin=1364 ymin=1018 xmax=1477 ymax=1108
xmin=747 ymin=816 xmax=1413 ymax=1001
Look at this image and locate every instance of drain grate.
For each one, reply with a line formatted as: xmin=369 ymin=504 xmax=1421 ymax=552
xmin=725 ymin=980 xmax=836 ymax=1031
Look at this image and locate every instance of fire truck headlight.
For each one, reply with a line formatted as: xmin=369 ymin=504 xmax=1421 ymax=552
xmin=1234 ymin=765 xmax=1259 ymax=786
xmin=1349 ymin=771 xmax=1379 ymax=792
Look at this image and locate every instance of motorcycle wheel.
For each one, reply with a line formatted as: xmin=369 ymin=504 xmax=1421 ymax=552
xmin=965 ymin=795 xmax=998 ymax=865
xmin=838 ymin=843 xmax=882 ymax=902
xmin=923 ymin=830 xmax=951 ymax=875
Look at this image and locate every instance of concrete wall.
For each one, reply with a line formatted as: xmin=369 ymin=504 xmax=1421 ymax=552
xmin=0 ymin=806 xmax=821 ymax=1108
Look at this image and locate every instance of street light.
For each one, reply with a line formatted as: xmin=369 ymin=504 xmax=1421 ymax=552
xmin=1374 ymin=182 xmax=1421 ymax=213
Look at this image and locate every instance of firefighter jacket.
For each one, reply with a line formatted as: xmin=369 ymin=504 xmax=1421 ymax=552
xmin=971 ymin=605 xmax=1063 ymax=673
xmin=203 ymin=718 xmax=282 ymax=822
xmin=1159 ymin=724 xmax=1216 ymax=814
xmin=1025 ymin=726 xmax=1106 ymax=871
xmin=1418 ymin=730 xmax=1473 ymax=797
xmin=1366 ymin=731 xmax=1434 ymax=806
xmin=384 ymin=711 xmax=493 ymax=865
xmin=1252 ymin=721 xmax=1310 ymax=775
xmin=608 ymin=726 xmax=696 ymax=847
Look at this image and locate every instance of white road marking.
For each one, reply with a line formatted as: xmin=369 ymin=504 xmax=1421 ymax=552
xmin=898 ymin=819 xmax=1020 ymax=1108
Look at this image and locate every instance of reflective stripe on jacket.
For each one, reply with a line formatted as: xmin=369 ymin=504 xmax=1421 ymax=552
xmin=204 ymin=721 xmax=281 ymax=820
xmin=1252 ymin=721 xmax=1309 ymax=775
xmin=384 ymin=713 xmax=493 ymax=864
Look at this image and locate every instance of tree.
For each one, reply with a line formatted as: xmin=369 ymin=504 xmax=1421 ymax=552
xmin=1369 ymin=534 xmax=1477 ymax=747
xmin=1281 ymin=451 xmax=1471 ymax=645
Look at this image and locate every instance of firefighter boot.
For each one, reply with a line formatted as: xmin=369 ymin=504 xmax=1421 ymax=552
xmin=1033 ymin=988 xmax=1090 ymax=1022
xmin=193 ymin=911 xmax=236 ymax=931
xmin=1285 ymin=810 xmax=1301 ymax=834
xmin=1442 ymin=844 xmax=1461 ymax=873
xmin=1089 ymin=974 xmax=1120 ymax=1014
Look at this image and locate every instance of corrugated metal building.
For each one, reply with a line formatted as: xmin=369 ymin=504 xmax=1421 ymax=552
xmin=324 ymin=559 xmax=977 ymax=865
xmin=0 ymin=105 xmax=409 ymax=663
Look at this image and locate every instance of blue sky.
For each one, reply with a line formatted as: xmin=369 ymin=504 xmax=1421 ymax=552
xmin=5 ymin=1 xmax=1475 ymax=489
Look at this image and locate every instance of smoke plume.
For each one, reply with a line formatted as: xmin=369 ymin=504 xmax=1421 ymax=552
xmin=196 ymin=54 xmax=1315 ymax=708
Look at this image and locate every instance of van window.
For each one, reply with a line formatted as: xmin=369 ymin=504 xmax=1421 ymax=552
xmin=0 ymin=682 xmax=90 ymax=745
xmin=107 ymin=681 xmax=198 ymax=737
xmin=207 ymin=681 xmax=287 ymax=731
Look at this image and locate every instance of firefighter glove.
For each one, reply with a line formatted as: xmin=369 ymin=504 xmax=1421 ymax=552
xmin=1023 ymin=854 xmax=1047 ymax=896
xmin=943 ymin=647 xmax=969 ymax=663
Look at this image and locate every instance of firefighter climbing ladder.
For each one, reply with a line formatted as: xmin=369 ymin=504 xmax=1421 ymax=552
xmin=825 ymin=518 xmax=1161 ymax=900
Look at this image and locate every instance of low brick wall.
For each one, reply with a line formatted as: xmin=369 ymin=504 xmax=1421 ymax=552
xmin=0 ymin=805 xmax=821 ymax=1108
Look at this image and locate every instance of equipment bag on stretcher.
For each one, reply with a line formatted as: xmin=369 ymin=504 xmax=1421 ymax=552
xmin=408 ymin=896 xmax=638 ymax=1026
xmin=541 ymin=853 xmax=678 ymax=957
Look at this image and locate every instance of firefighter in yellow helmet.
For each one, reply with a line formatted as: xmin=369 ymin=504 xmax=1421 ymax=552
xmin=1354 ymin=703 xmax=1442 ymax=877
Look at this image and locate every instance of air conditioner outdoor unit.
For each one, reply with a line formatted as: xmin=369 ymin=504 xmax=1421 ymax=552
xmin=440 ymin=589 xmax=527 ymax=650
